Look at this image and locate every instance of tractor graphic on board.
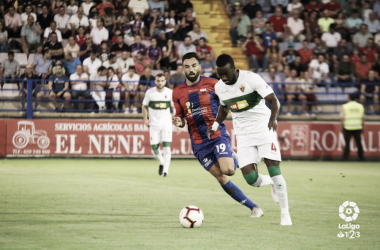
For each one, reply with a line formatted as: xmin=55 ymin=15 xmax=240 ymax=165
xmin=12 ymin=121 xmax=50 ymax=149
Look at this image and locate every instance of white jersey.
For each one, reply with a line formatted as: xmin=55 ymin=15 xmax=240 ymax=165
xmin=142 ymin=87 xmax=174 ymax=128
xmin=215 ymin=70 xmax=273 ymax=135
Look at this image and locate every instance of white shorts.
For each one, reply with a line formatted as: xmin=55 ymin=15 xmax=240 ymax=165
xmin=149 ymin=125 xmax=172 ymax=145
xmin=236 ymin=130 xmax=282 ymax=168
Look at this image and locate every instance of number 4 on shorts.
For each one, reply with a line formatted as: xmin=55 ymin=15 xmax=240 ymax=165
xmin=271 ymin=143 xmax=277 ymax=152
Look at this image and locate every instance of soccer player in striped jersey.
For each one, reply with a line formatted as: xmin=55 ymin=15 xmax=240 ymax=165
xmin=172 ymin=52 xmax=263 ymax=217
xmin=142 ymin=73 xmax=173 ymax=177
xmin=209 ymin=54 xmax=292 ymax=226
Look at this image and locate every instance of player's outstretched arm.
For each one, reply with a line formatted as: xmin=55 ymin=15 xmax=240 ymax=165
xmin=207 ymin=105 xmax=229 ymax=139
xmin=264 ymin=93 xmax=280 ymax=131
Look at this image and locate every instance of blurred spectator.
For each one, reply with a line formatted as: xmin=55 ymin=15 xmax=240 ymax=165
xmin=176 ymin=0 xmax=194 ymax=18
xmin=54 ymin=6 xmax=71 ymax=38
xmin=0 ymin=22 xmax=8 ymax=53
xmin=178 ymin=36 xmax=197 ymax=60
xmin=149 ymin=0 xmax=165 ymax=16
xmin=90 ymin=18 xmax=109 ymax=45
xmin=243 ymin=0 xmax=262 ymax=20
xmin=309 ymin=54 xmax=330 ymax=83
xmin=270 ymin=0 xmax=288 ymax=13
xmin=267 ymin=39 xmax=283 ymax=72
xmin=169 ymin=64 xmax=186 ymax=89
xmin=200 ymin=53 xmax=216 ymax=77
xmin=374 ymin=0 xmax=380 ymax=18
xmin=286 ymin=10 xmax=305 ymax=42
xmin=197 ymin=37 xmax=215 ymax=61
xmin=360 ymin=70 xmax=379 ymax=112
xmin=44 ymin=21 xmax=63 ymax=42
xmin=111 ymin=34 xmax=131 ymax=57
xmin=63 ymin=52 xmax=81 ymax=76
xmin=131 ymin=34 xmax=147 ymax=60
xmin=321 ymin=23 xmax=341 ymax=49
xmin=21 ymin=5 xmax=37 ymax=25
xmin=64 ymin=36 xmax=80 ymax=58
xmin=299 ymin=71 xmax=317 ymax=113
xmin=287 ymin=0 xmax=303 ymax=13
xmin=360 ymin=38 xmax=378 ymax=64
xmin=262 ymin=67 xmax=281 ymax=86
xmin=88 ymin=9 xmax=99 ymax=30
xmin=355 ymin=54 xmax=372 ymax=82
xmin=117 ymin=50 xmax=135 ymax=75
xmin=188 ymin=23 xmax=209 ymax=45
xmin=121 ymin=66 xmax=140 ymax=113
xmin=35 ymin=0 xmax=51 ymax=15
xmin=76 ymin=26 xmax=86 ymax=47
xmin=324 ymin=0 xmax=340 ymax=18
xmin=90 ymin=66 xmax=108 ymax=111
xmin=48 ymin=64 xmax=71 ymax=111
xmin=67 ymin=0 xmax=78 ymax=16
xmin=164 ymin=69 xmax=171 ymax=82
xmin=242 ymin=33 xmax=267 ymax=72
xmin=346 ymin=10 xmax=362 ymax=35
xmin=53 ymin=59 xmax=66 ymax=75
xmin=165 ymin=9 xmax=180 ymax=40
xmin=139 ymin=67 xmax=153 ymax=100
xmin=130 ymin=13 xmax=145 ymax=38
xmin=83 ymin=50 xmax=102 ymax=75
xmin=32 ymin=49 xmax=52 ymax=79
xmin=146 ymin=38 xmax=162 ymax=69
xmin=229 ymin=8 xmax=251 ymax=47
xmin=21 ymin=15 xmax=43 ymax=56
xmin=318 ymin=9 xmax=335 ymax=33
xmin=285 ymin=69 xmax=304 ymax=115
xmin=37 ymin=5 xmax=53 ymax=33
xmin=5 ymin=6 xmax=22 ymax=38
xmin=261 ymin=22 xmax=276 ymax=48
xmin=103 ymin=54 xmax=120 ymax=73
xmin=268 ymin=7 xmax=287 ymax=41
xmin=362 ymin=2 xmax=371 ymax=20
xmin=97 ymin=0 xmax=115 ymax=16
xmin=335 ymin=54 xmax=355 ymax=83
xmin=117 ymin=7 xmax=132 ymax=31
xmin=350 ymin=48 xmax=361 ymax=65
xmin=344 ymin=0 xmax=361 ymax=18
xmin=332 ymin=39 xmax=351 ymax=66
xmin=252 ymin=10 xmax=266 ymax=34
xmin=148 ymin=8 xmax=164 ymax=38
xmin=364 ymin=12 xmax=380 ymax=36
xmin=181 ymin=8 xmax=197 ymax=37
xmin=70 ymin=64 xmax=91 ymax=110
xmin=282 ymin=42 xmax=299 ymax=67
xmin=335 ymin=12 xmax=348 ymax=41
xmin=298 ymin=40 xmax=313 ymax=64
xmin=43 ymin=32 xmax=63 ymax=61
xmin=304 ymin=10 xmax=320 ymax=42
xmin=286 ymin=55 xmax=306 ymax=77
xmin=51 ymin=0 xmax=67 ymax=15
xmin=304 ymin=0 xmax=322 ymax=13
xmin=70 ymin=6 xmax=89 ymax=35
xmin=162 ymin=39 xmax=179 ymax=70
xmin=0 ymin=51 xmax=20 ymax=80
xmin=19 ymin=64 xmax=40 ymax=103
xmin=79 ymin=34 xmax=98 ymax=61
xmin=312 ymin=37 xmax=328 ymax=57
xmin=105 ymin=67 xmax=122 ymax=110
xmin=353 ymin=24 xmax=373 ymax=49
xmin=135 ymin=51 xmax=151 ymax=75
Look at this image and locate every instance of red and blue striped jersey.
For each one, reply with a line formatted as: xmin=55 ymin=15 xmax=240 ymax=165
xmin=172 ymin=76 xmax=228 ymax=145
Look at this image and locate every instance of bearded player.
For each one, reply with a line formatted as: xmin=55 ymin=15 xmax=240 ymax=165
xmin=208 ymin=54 xmax=292 ymax=226
xmin=172 ymin=52 xmax=264 ymax=217
xmin=142 ymin=73 xmax=173 ymax=177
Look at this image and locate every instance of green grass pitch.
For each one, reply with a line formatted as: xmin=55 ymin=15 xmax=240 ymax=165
xmin=0 ymin=159 xmax=379 ymax=249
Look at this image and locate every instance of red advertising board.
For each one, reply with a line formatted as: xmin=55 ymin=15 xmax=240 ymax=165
xmin=0 ymin=119 xmax=6 ymax=156
xmin=3 ymin=119 xmax=380 ymax=158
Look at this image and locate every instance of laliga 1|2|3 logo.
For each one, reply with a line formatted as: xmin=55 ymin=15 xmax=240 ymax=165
xmin=337 ymin=201 xmax=360 ymax=239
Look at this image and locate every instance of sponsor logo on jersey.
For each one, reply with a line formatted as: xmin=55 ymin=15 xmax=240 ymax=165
xmin=239 ymin=84 xmax=245 ymax=92
xmin=200 ymin=88 xmax=206 ymax=93
xmin=188 ymin=89 xmax=198 ymax=93
xmin=185 ymin=102 xmax=192 ymax=113
xmin=228 ymin=100 xmax=249 ymax=110
xmin=154 ymin=103 xmax=167 ymax=108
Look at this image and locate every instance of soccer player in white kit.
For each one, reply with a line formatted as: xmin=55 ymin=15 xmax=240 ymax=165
xmin=142 ymin=73 xmax=174 ymax=177
xmin=208 ymin=54 xmax=292 ymax=226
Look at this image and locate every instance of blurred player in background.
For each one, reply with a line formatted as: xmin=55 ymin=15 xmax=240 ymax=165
xmin=172 ymin=52 xmax=263 ymax=218
xmin=142 ymin=74 xmax=174 ymax=177
xmin=208 ymin=54 xmax=292 ymax=226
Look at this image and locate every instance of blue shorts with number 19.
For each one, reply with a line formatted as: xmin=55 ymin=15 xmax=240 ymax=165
xmin=193 ymin=134 xmax=234 ymax=171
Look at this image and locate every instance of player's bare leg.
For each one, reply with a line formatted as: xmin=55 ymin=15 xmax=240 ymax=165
xmin=209 ymin=162 xmax=263 ymax=217
xmin=240 ymin=164 xmax=278 ymax=203
xmin=216 ymin=157 xmax=235 ymax=176
xmin=264 ymin=159 xmax=292 ymax=226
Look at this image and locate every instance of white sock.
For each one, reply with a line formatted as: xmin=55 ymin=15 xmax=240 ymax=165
xmin=163 ymin=147 xmax=171 ymax=174
xmin=153 ymin=148 xmax=164 ymax=165
xmin=271 ymin=175 xmax=289 ymax=214
xmin=252 ymin=174 xmax=274 ymax=187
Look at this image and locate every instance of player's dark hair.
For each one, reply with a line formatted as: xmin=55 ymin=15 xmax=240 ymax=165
xmin=216 ymin=54 xmax=235 ymax=68
xmin=349 ymin=93 xmax=357 ymax=101
xmin=98 ymin=66 xmax=106 ymax=72
xmin=8 ymin=51 xmax=14 ymax=56
xmin=156 ymin=73 xmax=164 ymax=78
xmin=182 ymin=52 xmax=199 ymax=63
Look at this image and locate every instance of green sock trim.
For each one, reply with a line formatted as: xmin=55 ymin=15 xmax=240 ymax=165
xmin=163 ymin=142 xmax=170 ymax=147
xmin=243 ymin=172 xmax=258 ymax=185
xmin=268 ymin=165 xmax=281 ymax=177
xmin=151 ymin=144 xmax=159 ymax=150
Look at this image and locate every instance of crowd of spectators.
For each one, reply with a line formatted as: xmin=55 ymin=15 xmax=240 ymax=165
xmin=227 ymin=0 xmax=380 ymax=113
